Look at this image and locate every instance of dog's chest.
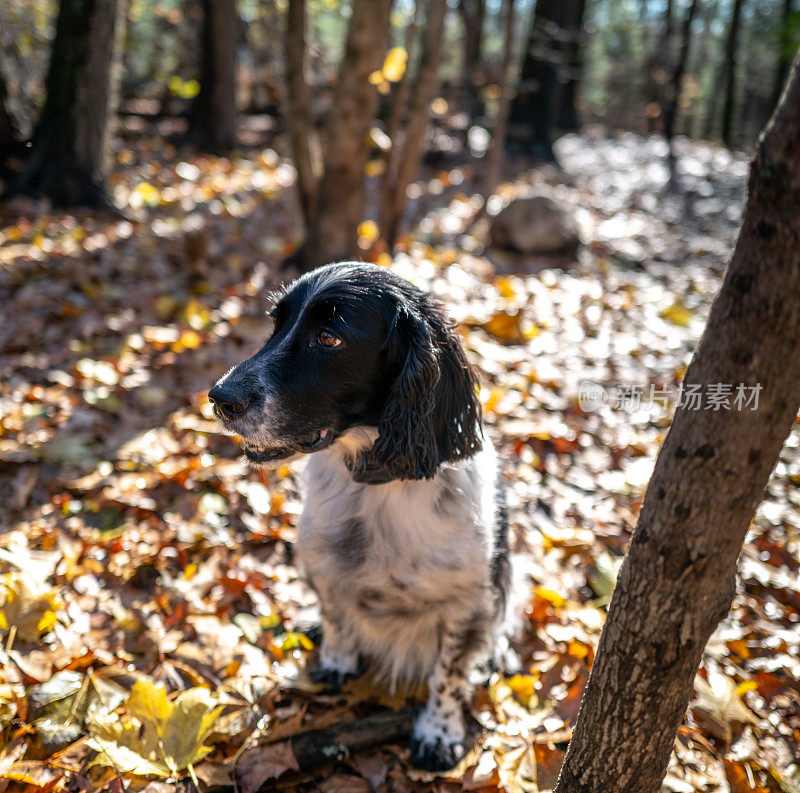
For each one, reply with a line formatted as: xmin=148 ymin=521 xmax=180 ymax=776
xmin=296 ymin=453 xmax=488 ymax=610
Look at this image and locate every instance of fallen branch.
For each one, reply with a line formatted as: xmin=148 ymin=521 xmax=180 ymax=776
xmin=236 ymin=707 xmax=417 ymax=792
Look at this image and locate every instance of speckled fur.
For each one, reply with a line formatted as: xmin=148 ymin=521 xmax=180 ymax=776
xmin=209 ymin=263 xmax=513 ymax=772
xmin=297 ymin=427 xmax=510 ymax=769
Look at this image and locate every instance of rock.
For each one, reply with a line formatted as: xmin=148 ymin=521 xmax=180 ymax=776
xmin=490 ymin=195 xmax=580 ymax=257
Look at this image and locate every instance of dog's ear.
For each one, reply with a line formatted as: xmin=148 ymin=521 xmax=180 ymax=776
xmin=368 ymin=299 xmax=482 ymax=481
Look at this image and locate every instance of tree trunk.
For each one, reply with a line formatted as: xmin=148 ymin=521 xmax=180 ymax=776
xmin=458 ymin=0 xmax=486 ymax=114
xmin=505 ymin=0 xmax=579 ymax=160
xmin=721 ymin=0 xmax=746 ymax=149
xmin=555 ymin=0 xmax=587 ymax=133
xmin=284 ymin=0 xmax=321 ymax=228
xmin=662 ymin=0 xmax=699 ymax=143
xmin=188 ymin=0 xmax=239 ymax=152
xmin=295 ymin=0 xmax=393 ymax=271
xmin=2 ymin=0 xmax=124 ymax=207
xmin=554 ymin=52 xmax=800 ymax=793
xmin=0 ymin=55 xmax=22 ymax=176
xmin=645 ymin=0 xmax=673 ymax=133
xmin=379 ymin=0 xmax=447 ymax=251
xmin=379 ymin=0 xmax=422 ymax=230
xmin=770 ymin=0 xmax=796 ymax=112
xmin=482 ymin=0 xmax=517 ymax=197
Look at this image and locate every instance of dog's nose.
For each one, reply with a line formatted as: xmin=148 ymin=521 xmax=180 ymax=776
xmin=208 ymin=384 xmax=252 ymax=420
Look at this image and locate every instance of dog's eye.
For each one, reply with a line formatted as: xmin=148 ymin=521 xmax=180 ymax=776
xmin=317 ymin=330 xmax=342 ymax=348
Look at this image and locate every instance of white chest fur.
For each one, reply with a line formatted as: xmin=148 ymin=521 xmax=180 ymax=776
xmin=295 ymin=430 xmax=499 ymax=685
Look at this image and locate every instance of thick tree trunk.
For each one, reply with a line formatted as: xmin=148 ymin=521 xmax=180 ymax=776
xmin=662 ymin=0 xmax=699 ymax=143
xmin=379 ymin=0 xmax=447 ymax=250
xmin=770 ymin=0 xmax=796 ymax=112
xmin=554 ymin=53 xmax=800 ymax=793
xmin=188 ymin=0 xmax=238 ymax=152
xmin=3 ymin=0 xmax=124 ymax=207
xmin=721 ymin=0 xmax=746 ymax=149
xmin=482 ymin=0 xmax=517 ymax=197
xmin=293 ymin=0 xmax=392 ymax=271
xmin=284 ymin=0 xmax=320 ymax=228
xmin=505 ymin=0 xmax=582 ymax=160
xmin=555 ymin=0 xmax=587 ymax=133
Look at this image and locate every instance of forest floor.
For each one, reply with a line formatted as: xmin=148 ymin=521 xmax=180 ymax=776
xmin=0 ymin=124 xmax=798 ymax=793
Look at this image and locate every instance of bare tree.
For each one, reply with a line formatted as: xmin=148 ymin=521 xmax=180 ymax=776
xmin=721 ymin=0 xmax=746 ymax=149
xmin=188 ymin=0 xmax=239 ymax=152
xmin=379 ymin=0 xmax=448 ymax=250
xmin=663 ymin=0 xmax=699 ymax=143
xmin=505 ymin=0 xmax=584 ymax=160
xmin=3 ymin=0 xmax=125 ymax=207
xmin=458 ymin=0 xmax=486 ymax=112
xmin=554 ymin=52 xmax=800 ymax=793
xmin=284 ymin=0 xmax=321 ymax=227
xmin=0 ymin=55 xmax=22 ymax=174
xmin=645 ymin=0 xmax=674 ymax=128
xmin=296 ymin=0 xmax=393 ymax=271
xmin=483 ymin=0 xmax=518 ymax=197
xmin=556 ymin=0 xmax=587 ymax=133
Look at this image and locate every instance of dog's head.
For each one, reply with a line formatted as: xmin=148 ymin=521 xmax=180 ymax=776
xmin=208 ymin=262 xmax=482 ymax=481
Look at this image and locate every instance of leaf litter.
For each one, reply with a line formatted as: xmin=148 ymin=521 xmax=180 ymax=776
xmin=0 ymin=125 xmax=798 ymax=792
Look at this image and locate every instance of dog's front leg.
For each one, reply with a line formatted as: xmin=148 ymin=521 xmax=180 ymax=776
xmin=309 ymin=613 xmax=360 ymax=687
xmin=410 ymin=624 xmax=473 ymax=772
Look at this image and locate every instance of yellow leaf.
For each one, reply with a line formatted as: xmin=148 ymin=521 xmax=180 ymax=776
xmin=506 ymin=674 xmax=539 ymax=708
xmin=357 ymin=220 xmax=380 ymax=243
xmin=88 ymin=680 xmax=223 ymax=778
xmin=483 ymin=310 xmax=526 ymax=344
xmin=0 ymin=572 xmax=61 ymax=642
xmin=660 ymin=301 xmax=693 ymax=327
xmin=368 ymin=70 xmax=383 ymax=85
xmin=382 ymin=46 xmax=407 ymax=82
xmin=481 ymin=387 xmax=504 ymax=413
xmin=281 ymin=631 xmax=313 ymax=651
xmin=535 ymin=586 xmax=567 ymax=609
xmin=735 ymin=679 xmax=758 ymax=696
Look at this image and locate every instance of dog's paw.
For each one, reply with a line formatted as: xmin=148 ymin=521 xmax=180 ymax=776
xmin=409 ymin=733 xmax=465 ymax=772
xmin=308 ymin=664 xmax=359 ymax=688
xmin=409 ymin=707 xmax=466 ymax=772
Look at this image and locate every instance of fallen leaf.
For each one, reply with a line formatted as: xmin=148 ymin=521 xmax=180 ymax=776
xmin=236 ymin=741 xmax=299 ymax=793
xmin=88 ymin=679 xmax=222 ymax=778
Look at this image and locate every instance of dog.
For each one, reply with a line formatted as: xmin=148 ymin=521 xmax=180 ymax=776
xmin=209 ymin=262 xmax=511 ymax=771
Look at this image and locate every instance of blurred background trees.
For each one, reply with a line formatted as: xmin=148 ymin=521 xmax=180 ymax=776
xmin=0 ymin=0 xmax=798 ymax=255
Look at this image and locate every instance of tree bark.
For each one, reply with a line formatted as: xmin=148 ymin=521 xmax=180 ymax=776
xmin=188 ymin=0 xmax=239 ymax=152
xmin=555 ymin=0 xmax=587 ymax=133
xmin=505 ymin=0 xmax=582 ymax=160
xmin=482 ymin=0 xmax=517 ymax=197
xmin=721 ymin=0 xmax=746 ymax=149
xmin=294 ymin=0 xmax=392 ymax=271
xmin=662 ymin=0 xmax=699 ymax=143
xmin=554 ymin=53 xmax=800 ymax=793
xmin=379 ymin=0 xmax=447 ymax=250
xmin=284 ymin=0 xmax=321 ymax=228
xmin=458 ymin=0 xmax=486 ymax=113
xmin=2 ymin=0 xmax=124 ymax=207
xmin=0 ymin=55 xmax=21 ymax=168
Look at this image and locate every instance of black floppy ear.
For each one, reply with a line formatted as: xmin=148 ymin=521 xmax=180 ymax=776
xmin=367 ymin=299 xmax=482 ymax=481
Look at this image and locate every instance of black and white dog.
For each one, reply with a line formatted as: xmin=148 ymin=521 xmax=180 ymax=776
xmin=209 ymin=262 xmax=510 ymax=771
